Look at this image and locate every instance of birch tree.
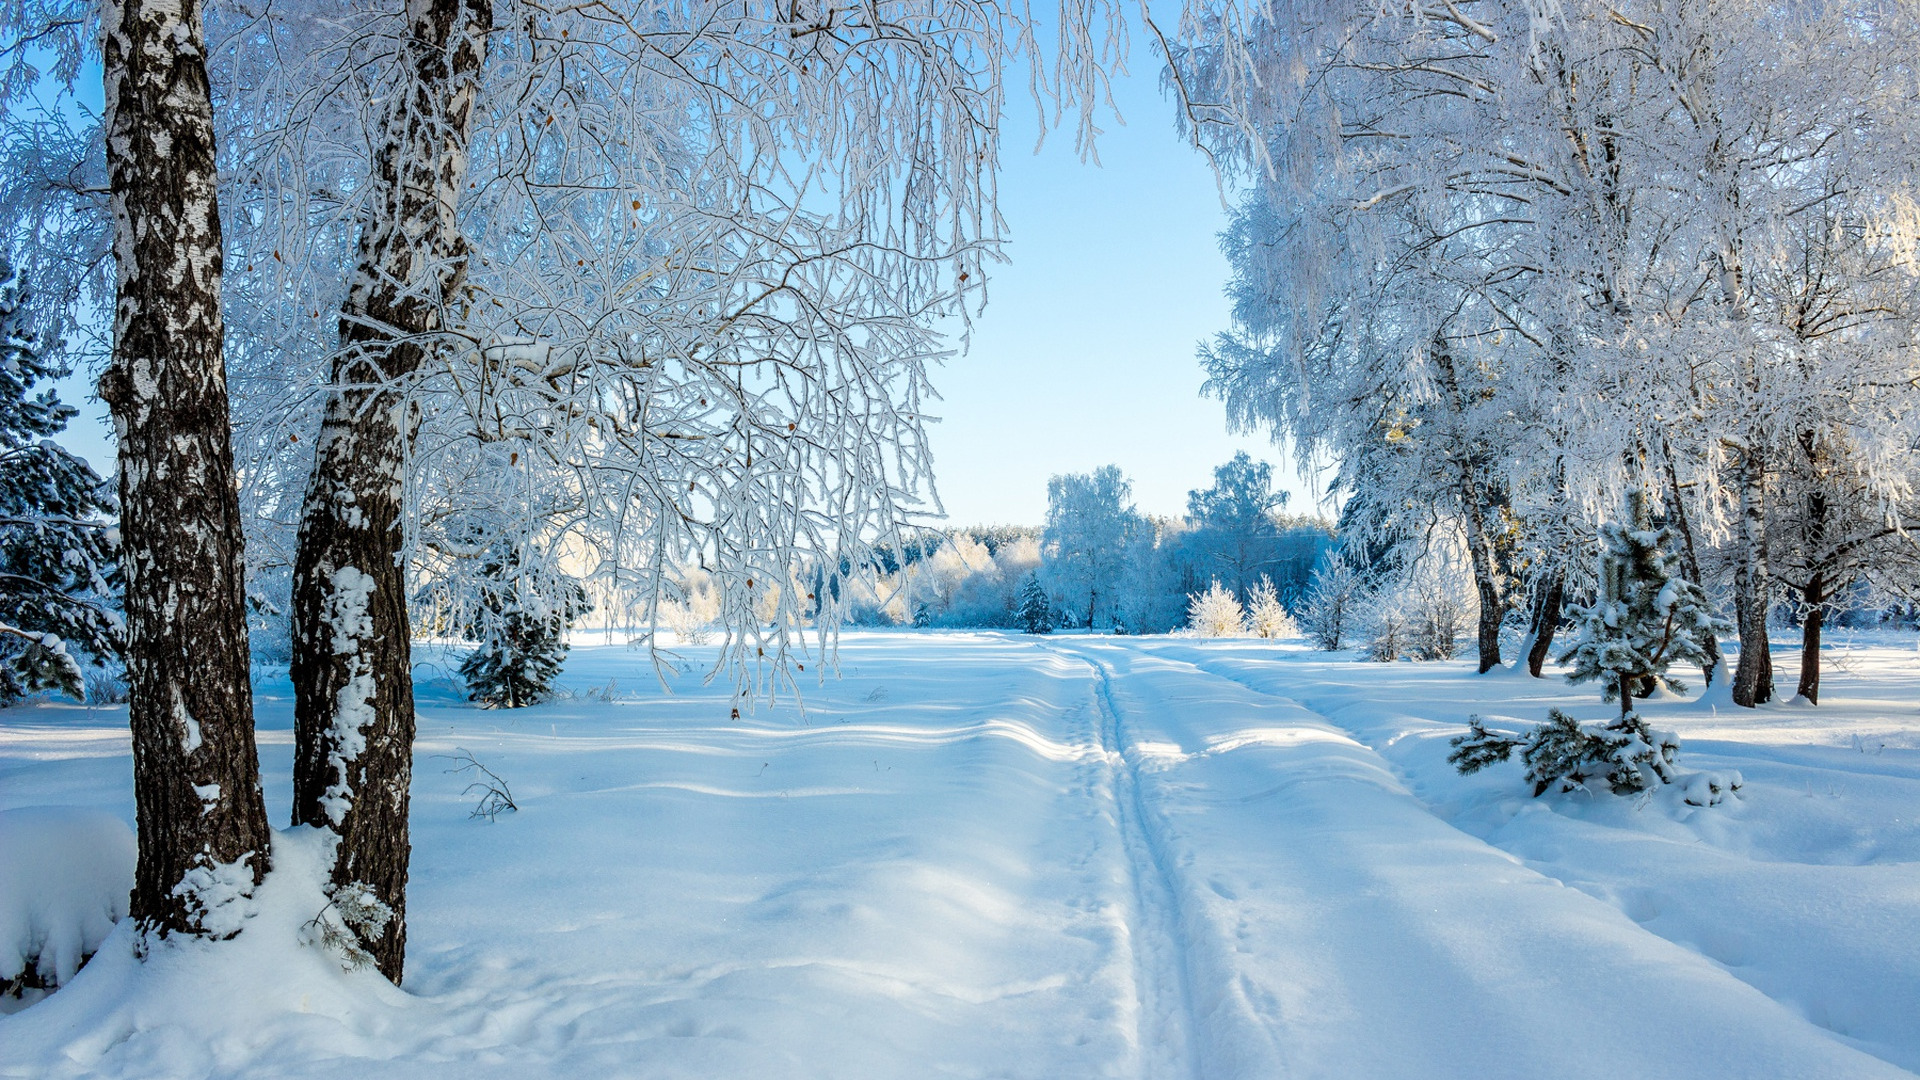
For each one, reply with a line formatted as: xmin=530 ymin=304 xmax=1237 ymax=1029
xmin=1043 ymin=465 xmax=1143 ymax=628
xmin=1174 ymin=0 xmax=1920 ymax=698
xmin=96 ymin=0 xmax=272 ymax=937
xmin=205 ymin=0 xmax=1132 ymax=978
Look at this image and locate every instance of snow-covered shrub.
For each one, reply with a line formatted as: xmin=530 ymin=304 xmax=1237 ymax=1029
xmin=1302 ymin=555 xmax=1363 ymax=650
xmin=1 ymin=807 xmax=134 ymax=1004
xmin=1363 ymin=590 xmax=1410 ymax=661
xmin=1408 ymin=583 xmax=1466 ymax=661
xmin=1016 ymin=572 xmax=1053 ymax=634
xmin=458 ymin=541 xmax=592 ymax=708
xmin=81 ymin=663 xmax=128 ymax=704
xmin=1449 ymin=711 xmax=1740 ymax=804
xmin=656 ymin=563 xmax=723 ymax=642
xmin=1246 ymin=576 xmax=1299 ymax=639
xmin=1186 ymin=580 xmax=1245 ymax=637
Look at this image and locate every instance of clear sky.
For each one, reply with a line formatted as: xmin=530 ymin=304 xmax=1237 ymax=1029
xmin=52 ymin=32 xmax=1315 ymax=528
xmin=921 ymin=40 xmax=1308 ymax=527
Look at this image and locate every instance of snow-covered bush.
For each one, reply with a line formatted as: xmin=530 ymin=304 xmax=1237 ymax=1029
xmin=1301 ymin=556 xmax=1363 ymax=650
xmin=1186 ymin=580 xmax=1245 ymax=637
xmin=1408 ymin=577 xmax=1467 ymax=661
xmin=1246 ymin=576 xmax=1299 ymax=639
xmin=1363 ymin=590 xmax=1410 ymax=661
xmin=1 ymin=807 xmax=134 ymax=1004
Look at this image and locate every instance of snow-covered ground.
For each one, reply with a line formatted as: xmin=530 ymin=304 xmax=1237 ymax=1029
xmin=2 ymin=631 xmax=1917 ymax=1078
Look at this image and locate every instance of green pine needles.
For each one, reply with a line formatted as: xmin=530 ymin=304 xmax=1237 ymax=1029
xmin=1559 ymin=488 xmax=1725 ymax=717
xmin=1450 ymin=489 xmax=1739 ymax=804
xmin=0 ymin=261 xmax=122 ymax=703
xmin=1016 ymin=572 xmax=1053 ymax=635
xmin=458 ymin=540 xmax=591 ymax=708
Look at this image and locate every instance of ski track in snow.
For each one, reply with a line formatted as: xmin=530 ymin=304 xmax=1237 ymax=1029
xmin=2 ymin=631 xmax=1918 ymax=1078
xmin=1050 ymin=640 xmax=1203 ymax=1079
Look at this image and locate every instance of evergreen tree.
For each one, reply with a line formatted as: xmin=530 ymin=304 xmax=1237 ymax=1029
xmin=1015 ymin=572 xmax=1053 ymax=635
xmin=1453 ymin=490 xmax=1740 ymax=804
xmin=0 ymin=261 xmax=120 ymax=703
xmin=459 ymin=540 xmax=591 ymax=708
xmin=1559 ymin=488 xmax=1725 ymax=716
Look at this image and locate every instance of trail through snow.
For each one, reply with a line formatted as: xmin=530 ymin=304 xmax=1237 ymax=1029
xmin=2 ymin=631 xmax=1916 ymax=1078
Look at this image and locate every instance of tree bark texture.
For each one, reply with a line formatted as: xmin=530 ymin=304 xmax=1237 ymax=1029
xmin=289 ymin=0 xmax=489 ymax=984
xmin=100 ymin=0 xmax=272 ymax=935
xmin=1796 ymin=571 xmax=1825 ymax=705
xmin=1458 ymin=465 xmax=1506 ymax=673
xmin=1730 ymin=445 xmax=1774 ymax=707
xmin=1523 ymin=569 xmax=1564 ymax=678
xmin=1793 ymin=431 xmax=1831 ymax=704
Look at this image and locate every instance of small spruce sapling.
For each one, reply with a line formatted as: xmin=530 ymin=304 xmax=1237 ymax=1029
xmin=1559 ymin=488 xmax=1725 ymax=715
xmin=1451 ymin=490 xmax=1738 ymax=802
xmin=0 ymin=262 xmax=121 ymax=703
xmin=1016 ymin=572 xmax=1054 ymax=634
xmin=458 ymin=539 xmax=591 ymax=708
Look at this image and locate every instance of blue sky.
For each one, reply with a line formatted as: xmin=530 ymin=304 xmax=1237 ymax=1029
xmin=52 ymin=31 xmax=1314 ymax=528
xmin=921 ymin=41 xmax=1308 ymax=526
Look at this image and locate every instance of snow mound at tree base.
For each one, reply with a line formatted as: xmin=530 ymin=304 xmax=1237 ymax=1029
xmin=1 ymin=807 xmax=134 ymax=1010
xmin=1 ymin=827 xmax=411 ymax=1077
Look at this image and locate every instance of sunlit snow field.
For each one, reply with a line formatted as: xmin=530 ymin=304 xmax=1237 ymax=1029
xmin=3 ymin=631 xmax=1918 ymax=1078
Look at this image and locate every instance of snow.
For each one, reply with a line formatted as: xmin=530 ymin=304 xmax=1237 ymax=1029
xmin=0 ymin=807 xmax=134 ymax=1011
xmin=1 ymin=631 xmax=1917 ymax=1077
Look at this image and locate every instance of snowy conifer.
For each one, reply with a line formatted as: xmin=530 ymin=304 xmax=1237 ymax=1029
xmin=1016 ymin=573 xmax=1053 ymax=635
xmin=0 ymin=262 xmax=119 ymax=703
xmin=1186 ymin=580 xmax=1245 ymax=637
xmin=1559 ymin=489 xmax=1725 ymax=715
xmin=1450 ymin=710 xmax=1691 ymax=798
xmin=459 ymin=541 xmax=591 ymax=709
xmin=1453 ymin=491 xmax=1739 ymax=802
xmin=1245 ymin=576 xmax=1298 ymax=639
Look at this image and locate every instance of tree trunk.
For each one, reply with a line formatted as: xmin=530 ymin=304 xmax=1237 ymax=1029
xmin=1730 ymin=445 xmax=1773 ymax=707
xmin=1523 ymin=569 xmax=1564 ymax=678
xmin=1796 ymin=571 xmax=1825 ymax=705
xmin=100 ymin=0 xmax=272 ymax=935
xmin=289 ymin=0 xmax=489 ymax=985
xmin=1429 ymin=338 xmax=1506 ymax=673
xmin=1458 ymin=471 xmax=1506 ymax=673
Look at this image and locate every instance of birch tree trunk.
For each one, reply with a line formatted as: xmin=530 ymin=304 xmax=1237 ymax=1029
xmin=289 ymin=0 xmax=489 ymax=984
xmin=99 ymin=0 xmax=272 ymax=935
xmin=1458 ymin=471 xmax=1507 ymax=673
xmin=1730 ymin=443 xmax=1774 ymax=707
